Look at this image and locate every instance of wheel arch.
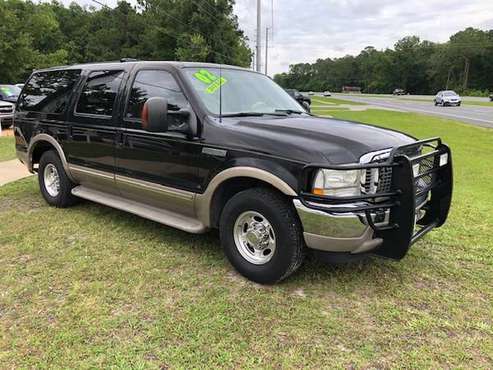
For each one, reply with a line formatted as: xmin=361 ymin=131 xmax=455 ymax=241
xmin=28 ymin=134 xmax=75 ymax=181
xmin=196 ymin=167 xmax=298 ymax=228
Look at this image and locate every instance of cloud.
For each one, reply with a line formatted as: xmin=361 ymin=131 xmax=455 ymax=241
xmin=234 ymin=0 xmax=493 ymax=76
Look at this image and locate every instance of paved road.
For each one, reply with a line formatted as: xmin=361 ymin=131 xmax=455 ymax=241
xmin=334 ymin=94 xmax=493 ymax=129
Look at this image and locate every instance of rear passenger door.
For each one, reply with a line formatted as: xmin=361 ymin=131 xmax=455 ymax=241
xmin=65 ymin=69 xmax=125 ymax=193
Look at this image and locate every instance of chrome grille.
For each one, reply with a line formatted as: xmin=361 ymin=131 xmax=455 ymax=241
xmin=362 ymin=166 xmax=393 ymax=194
xmin=0 ymin=105 xmax=13 ymax=114
xmin=361 ymin=146 xmax=422 ymax=195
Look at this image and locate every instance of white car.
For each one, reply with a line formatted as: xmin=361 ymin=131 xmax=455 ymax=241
xmin=434 ymin=91 xmax=461 ymax=107
xmin=0 ymin=100 xmax=15 ymax=129
xmin=323 ymin=91 xmax=331 ymax=97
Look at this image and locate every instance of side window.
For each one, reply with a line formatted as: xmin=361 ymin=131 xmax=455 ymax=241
xmin=126 ymin=70 xmax=189 ymax=121
xmin=18 ymin=70 xmax=81 ymax=114
xmin=75 ymin=70 xmax=124 ymax=117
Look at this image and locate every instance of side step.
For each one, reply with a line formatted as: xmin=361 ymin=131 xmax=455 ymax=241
xmin=71 ymin=185 xmax=207 ymax=234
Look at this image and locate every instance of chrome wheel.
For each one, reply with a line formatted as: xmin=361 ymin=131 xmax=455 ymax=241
xmin=43 ymin=163 xmax=60 ymax=197
xmin=233 ymin=211 xmax=276 ymax=265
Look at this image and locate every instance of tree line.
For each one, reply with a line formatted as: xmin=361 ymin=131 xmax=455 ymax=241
xmin=274 ymin=28 xmax=493 ymax=96
xmin=0 ymin=0 xmax=252 ymax=83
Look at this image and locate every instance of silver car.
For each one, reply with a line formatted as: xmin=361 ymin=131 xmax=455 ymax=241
xmin=0 ymin=101 xmax=15 ymax=129
xmin=434 ymin=90 xmax=461 ymax=106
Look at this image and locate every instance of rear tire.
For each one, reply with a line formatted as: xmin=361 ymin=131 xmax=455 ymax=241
xmin=219 ymin=187 xmax=304 ymax=284
xmin=38 ymin=150 xmax=78 ymax=208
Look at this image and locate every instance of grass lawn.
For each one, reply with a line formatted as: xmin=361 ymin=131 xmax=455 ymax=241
xmin=311 ymin=96 xmax=367 ymax=106
xmin=0 ymin=136 xmax=15 ymax=162
xmin=1 ymin=110 xmax=492 ymax=368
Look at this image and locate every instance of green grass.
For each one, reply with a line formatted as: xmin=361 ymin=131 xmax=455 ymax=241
xmin=311 ymin=96 xmax=367 ymax=106
xmin=1 ymin=110 xmax=492 ymax=368
xmin=0 ymin=136 xmax=15 ymax=162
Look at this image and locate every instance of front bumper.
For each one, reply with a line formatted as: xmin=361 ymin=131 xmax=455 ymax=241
xmin=295 ymin=138 xmax=453 ymax=259
xmin=0 ymin=114 xmax=14 ymax=127
xmin=443 ymin=100 xmax=461 ymax=106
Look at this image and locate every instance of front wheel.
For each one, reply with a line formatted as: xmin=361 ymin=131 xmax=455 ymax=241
xmin=38 ymin=150 xmax=78 ymax=207
xmin=219 ymin=188 xmax=304 ymax=284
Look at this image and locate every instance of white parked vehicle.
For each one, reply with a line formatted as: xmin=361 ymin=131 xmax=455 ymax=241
xmin=0 ymin=100 xmax=15 ymax=129
xmin=323 ymin=91 xmax=331 ymax=97
xmin=434 ymin=91 xmax=461 ymax=106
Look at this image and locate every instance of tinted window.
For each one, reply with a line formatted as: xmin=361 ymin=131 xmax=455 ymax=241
xmin=18 ymin=70 xmax=81 ymax=113
xmin=76 ymin=70 xmax=124 ymax=116
xmin=126 ymin=70 xmax=189 ymax=120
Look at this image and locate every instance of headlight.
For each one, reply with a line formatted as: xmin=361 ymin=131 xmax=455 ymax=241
xmin=312 ymin=169 xmax=361 ymax=197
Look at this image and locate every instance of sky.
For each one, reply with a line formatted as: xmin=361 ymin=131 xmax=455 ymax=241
xmin=59 ymin=0 xmax=493 ymax=76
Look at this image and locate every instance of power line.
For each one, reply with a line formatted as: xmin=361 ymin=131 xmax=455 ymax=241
xmin=90 ymin=0 xmax=110 ymax=9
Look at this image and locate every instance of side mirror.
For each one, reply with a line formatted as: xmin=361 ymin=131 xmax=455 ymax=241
xmin=142 ymin=97 xmax=168 ymax=132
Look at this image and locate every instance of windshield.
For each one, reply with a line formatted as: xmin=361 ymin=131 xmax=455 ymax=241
xmin=0 ymin=85 xmax=21 ymax=97
xmin=183 ymin=67 xmax=305 ymax=116
xmin=443 ymin=91 xmax=458 ymax=96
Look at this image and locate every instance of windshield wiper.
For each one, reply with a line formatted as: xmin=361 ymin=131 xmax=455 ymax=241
xmin=221 ymin=112 xmax=288 ymax=117
xmin=275 ymin=109 xmax=304 ymax=115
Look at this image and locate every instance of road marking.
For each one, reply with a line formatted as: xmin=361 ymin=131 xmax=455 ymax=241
xmin=342 ymin=98 xmax=493 ymax=126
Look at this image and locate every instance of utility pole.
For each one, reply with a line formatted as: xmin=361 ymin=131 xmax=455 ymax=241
xmin=265 ymin=27 xmax=269 ymax=75
xmin=256 ymin=0 xmax=262 ymax=72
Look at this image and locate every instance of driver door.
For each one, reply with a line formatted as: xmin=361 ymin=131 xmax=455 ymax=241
xmin=115 ymin=68 xmax=203 ymax=216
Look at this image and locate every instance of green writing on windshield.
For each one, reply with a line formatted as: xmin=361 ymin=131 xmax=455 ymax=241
xmin=193 ymin=69 xmax=227 ymax=94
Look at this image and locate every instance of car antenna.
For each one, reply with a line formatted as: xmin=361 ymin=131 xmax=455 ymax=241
xmin=219 ymin=63 xmax=223 ymax=123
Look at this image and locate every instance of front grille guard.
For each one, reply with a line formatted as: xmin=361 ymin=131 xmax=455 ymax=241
xmin=299 ymin=137 xmax=453 ymax=259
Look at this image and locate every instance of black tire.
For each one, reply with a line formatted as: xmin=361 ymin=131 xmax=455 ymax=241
xmin=38 ymin=150 xmax=78 ymax=208
xmin=434 ymin=100 xmax=438 ymax=106
xmin=219 ymin=187 xmax=304 ymax=284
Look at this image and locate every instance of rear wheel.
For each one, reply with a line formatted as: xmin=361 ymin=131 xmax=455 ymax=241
xmin=219 ymin=187 xmax=304 ymax=284
xmin=38 ymin=150 xmax=78 ymax=207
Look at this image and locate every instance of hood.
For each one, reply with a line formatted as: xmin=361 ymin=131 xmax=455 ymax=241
xmin=213 ymin=115 xmax=415 ymax=164
xmin=0 ymin=96 xmax=18 ymax=104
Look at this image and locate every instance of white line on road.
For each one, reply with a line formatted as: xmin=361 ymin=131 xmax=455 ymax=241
xmin=346 ymin=99 xmax=493 ymax=126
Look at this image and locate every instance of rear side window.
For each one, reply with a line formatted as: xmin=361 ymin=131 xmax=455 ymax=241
xmin=18 ymin=70 xmax=81 ymax=114
xmin=76 ymin=70 xmax=124 ymax=117
xmin=126 ymin=70 xmax=189 ymax=120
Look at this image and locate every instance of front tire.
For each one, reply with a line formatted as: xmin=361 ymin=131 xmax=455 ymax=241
xmin=219 ymin=187 xmax=304 ymax=284
xmin=38 ymin=150 xmax=78 ymax=208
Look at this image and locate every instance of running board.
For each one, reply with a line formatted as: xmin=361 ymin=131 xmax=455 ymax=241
xmin=71 ymin=185 xmax=207 ymax=234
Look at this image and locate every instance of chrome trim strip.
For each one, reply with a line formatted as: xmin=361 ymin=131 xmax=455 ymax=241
xmin=359 ymin=148 xmax=392 ymax=164
xmin=115 ymin=175 xmax=194 ymax=201
xmin=69 ymin=164 xmax=114 ymax=180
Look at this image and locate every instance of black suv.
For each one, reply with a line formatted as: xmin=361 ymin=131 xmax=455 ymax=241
xmin=14 ymin=61 xmax=453 ymax=284
xmin=285 ymin=89 xmax=311 ymax=112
